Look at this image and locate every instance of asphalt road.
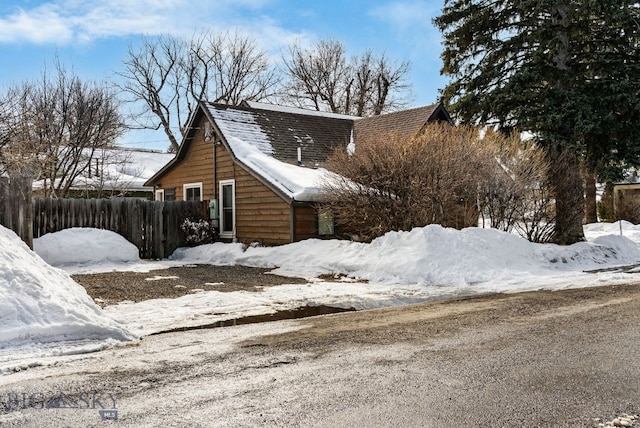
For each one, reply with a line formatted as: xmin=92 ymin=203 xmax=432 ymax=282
xmin=1 ymin=282 xmax=640 ymax=427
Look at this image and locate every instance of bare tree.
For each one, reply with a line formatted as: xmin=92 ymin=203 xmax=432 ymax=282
xmin=0 ymin=85 xmax=38 ymax=176
xmin=191 ymin=31 xmax=280 ymax=105
xmin=1 ymin=62 xmax=124 ymax=198
xmin=116 ymin=35 xmax=184 ymax=151
xmin=478 ymin=130 xmax=555 ymax=242
xmin=116 ymin=31 xmax=279 ymax=152
xmin=282 ymin=39 xmax=412 ymax=116
xmin=281 ymin=39 xmax=352 ymax=113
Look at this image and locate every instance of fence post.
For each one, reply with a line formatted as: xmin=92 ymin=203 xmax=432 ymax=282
xmin=0 ymin=176 xmax=33 ymax=249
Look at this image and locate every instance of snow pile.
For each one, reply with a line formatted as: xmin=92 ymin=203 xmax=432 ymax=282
xmin=171 ymin=224 xmax=640 ymax=286
xmin=584 ymin=220 xmax=640 ymax=242
xmin=0 ymin=226 xmax=135 ymax=364
xmin=32 ymin=222 xmax=640 ymax=338
xmin=34 ymin=227 xmax=140 ymax=268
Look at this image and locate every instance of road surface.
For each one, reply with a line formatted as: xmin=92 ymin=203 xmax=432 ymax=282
xmin=1 ymin=283 xmax=640 ymax=427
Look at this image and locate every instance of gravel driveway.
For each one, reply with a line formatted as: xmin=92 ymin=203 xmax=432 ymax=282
xmin=72 ymin=265 xmax=309 ymax=306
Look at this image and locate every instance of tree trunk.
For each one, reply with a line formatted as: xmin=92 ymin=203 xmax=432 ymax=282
xmin=549 ymin=147 xmax=585 ymax=245
xmin=600 ymin=182 xmax=615 ymax=222
xmin=583 ymin=167 xmax=598 ymax=224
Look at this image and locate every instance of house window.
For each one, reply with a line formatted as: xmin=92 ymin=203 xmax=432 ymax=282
xmin=164 ymin=188 xmax=176 ymax=201
xmin=155 ymin=189 xmax=164 ymax=201
xmin=219 ymin=180 xmax=236 ymax=238
xmin=183 ymin=182 xmax=203 ymax=201
xmin=318 ymin=208 xmax=334 ymax=236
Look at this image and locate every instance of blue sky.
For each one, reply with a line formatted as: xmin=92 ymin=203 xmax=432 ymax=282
xmin=0 ymin=0 xmax=447 ymax=150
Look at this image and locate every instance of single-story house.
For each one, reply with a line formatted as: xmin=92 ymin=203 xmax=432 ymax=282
xmin=145 ymin=100 xmax=451 ymax=244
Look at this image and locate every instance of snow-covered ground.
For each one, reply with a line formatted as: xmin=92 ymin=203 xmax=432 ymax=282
xmin=3 ymin=221 xmax=640 ymax=372
xmin=0 ymin=227 xmax=136 ymax=371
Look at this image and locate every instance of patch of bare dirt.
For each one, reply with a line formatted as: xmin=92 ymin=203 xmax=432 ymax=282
xmin=72 ymin=264 xmax=309 ymax=306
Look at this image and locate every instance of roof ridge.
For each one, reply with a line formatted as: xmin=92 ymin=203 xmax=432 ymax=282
xmin=357 ymin=103 xmax=440 ymax=120
xmin=239 ymin=101 xmax=361 ymax=120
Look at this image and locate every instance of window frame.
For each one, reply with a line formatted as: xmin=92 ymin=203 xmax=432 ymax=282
xmin=219 ymin=179 xmax=236 ymax=239
xmin=318 ymin=208 xmax=335 ymax=236
xmin=183 ymin=182 xmax=203 ymax=202
xmin=155 ymin=189 xmax=165 ymax=201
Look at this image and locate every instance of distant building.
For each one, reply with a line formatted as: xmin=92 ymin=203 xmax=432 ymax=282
xmin=33 ymin=147 xmax=174 ymax=199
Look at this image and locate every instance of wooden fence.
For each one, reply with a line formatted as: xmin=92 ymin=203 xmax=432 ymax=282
xmin=0 ymin=176 xmax=33 ymax=249
xmin=32 ymin=198 xmax=209 ymax=259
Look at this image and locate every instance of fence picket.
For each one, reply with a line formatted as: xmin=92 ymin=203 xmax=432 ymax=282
xmin=28 ymin=198 xmax=208 ymax=259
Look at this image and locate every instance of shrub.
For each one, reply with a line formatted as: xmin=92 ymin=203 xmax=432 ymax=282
xmin=181 ymin=218 xmax=217 ymax=246
xmin=478 ymin=130 xmax=554 ymax=243
xmin=324 ymin=123 xmax=555 ymax=242
xmin=323 ymin=123 xmax=493 ymax=241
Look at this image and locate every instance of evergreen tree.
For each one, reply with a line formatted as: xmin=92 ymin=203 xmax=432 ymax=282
xmin=435 ymin=0 xmax=640 ymax=244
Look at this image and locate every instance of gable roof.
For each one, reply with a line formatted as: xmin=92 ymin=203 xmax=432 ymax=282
xmin=210 ymin=102 xmax=355 ymax=167
xmin=145 ymin=101 xmax=450 ymax=202
xmin=353 ymin=104 xmax=451 ymax=145
xmin=205 ymin=102 xmax=352 ymax=202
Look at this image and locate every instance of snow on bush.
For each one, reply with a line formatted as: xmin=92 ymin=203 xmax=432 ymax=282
xmin=181 ymin=218 xmax=217 ymax=246
xmin=0 ymin=225 xmax=136 ymax=350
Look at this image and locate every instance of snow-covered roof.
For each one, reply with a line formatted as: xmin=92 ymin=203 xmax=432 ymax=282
xmin=147 ymin=101 xmax=449 ymax=202
xmin=208 ymin=106 xmax=274 ymax=156
xmin=225 ymin=134 xmax=340 ymax=202
xmin=35 ymin=147 xmax=174 ymax=193
xmin=205 ymin=102 xmax=354 ymax=202
xmin=241 ymin=100 xmax=361 ymax=120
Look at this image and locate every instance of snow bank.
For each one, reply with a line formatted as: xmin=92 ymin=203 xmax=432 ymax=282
xmin=28 ymin=222 xmax=640 ymax=338
xmin=170 ymin=224 xmax=640 ymax=286
xmin=0 ymin=226 xmax=135 ymax=359
xmin=35 ymin=227 xmax=140 ymax=267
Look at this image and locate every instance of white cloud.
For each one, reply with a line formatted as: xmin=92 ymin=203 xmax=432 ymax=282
xmin=0 ymin=4 xmax=73 ymax=43
xmin=0 ymin=0 xmax=295 ymax=46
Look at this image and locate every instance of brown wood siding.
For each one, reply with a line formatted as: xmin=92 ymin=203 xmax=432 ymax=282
xmin=155 ymin=119 xmax=215 ymax=200
xmin=150 ymin=113 xmax=316 ymax=245
xmin=215 ymin=143 xmax=293 ymax=245
xmin=294 ymin=205 xmax=318 ymax=241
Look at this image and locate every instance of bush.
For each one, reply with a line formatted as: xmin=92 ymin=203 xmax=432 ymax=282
xmin=181 ymin=218 xmax=217 ymax=246
xmin=324 ymin=123 xmax=493 ymax=241
xmin=478 ymin=130 xmax=554 ymax=243
xmin=323 ymin=123 xmax=554 ymax=242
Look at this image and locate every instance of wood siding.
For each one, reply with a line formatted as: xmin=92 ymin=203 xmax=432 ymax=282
xmin=155 ymin=120 xmax=215 ymax=201
xmin=215 ymin=144 xmax=293 ymax=245
xmin=294 ymin=205 xmax=318 ymax=241
xmin=149 ymin=114 xmax=325 ymax=245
